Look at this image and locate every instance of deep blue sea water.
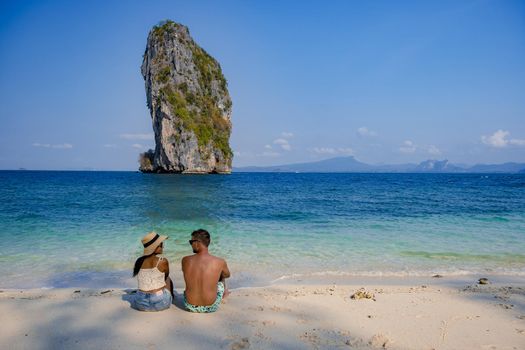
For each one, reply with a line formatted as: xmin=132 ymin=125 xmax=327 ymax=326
xmin=1 ymin=171 xmax=524 ymax=289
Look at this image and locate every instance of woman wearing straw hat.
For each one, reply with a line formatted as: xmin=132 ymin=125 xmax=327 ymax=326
xmin=131 ymin=232 xmax=174 ymax=311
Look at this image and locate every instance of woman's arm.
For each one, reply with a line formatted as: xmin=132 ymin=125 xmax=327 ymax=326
xmin=159 ymin=258 xmax=174 ymax=297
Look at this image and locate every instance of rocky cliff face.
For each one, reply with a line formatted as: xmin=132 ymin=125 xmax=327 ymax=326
xmin=139 ymin=20 xmax=233 ymax=173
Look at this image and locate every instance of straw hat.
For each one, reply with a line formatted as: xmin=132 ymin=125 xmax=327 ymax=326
xmin=141 ymin=231 xmax=168 ymax=256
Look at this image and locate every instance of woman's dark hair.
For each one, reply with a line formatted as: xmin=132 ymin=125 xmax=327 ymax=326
xmin=133 ymin=253 xmax=154 ymax=277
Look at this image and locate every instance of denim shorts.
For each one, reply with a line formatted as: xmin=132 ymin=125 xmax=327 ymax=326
xmin=131 ymin=289 xmax=172 ymax=312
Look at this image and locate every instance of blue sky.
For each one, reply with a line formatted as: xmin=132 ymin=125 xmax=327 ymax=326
xmin=1 ymin=0 xmax=524 ymax=170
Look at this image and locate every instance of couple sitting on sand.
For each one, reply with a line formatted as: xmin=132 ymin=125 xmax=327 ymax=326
xmin=130 ymin=229 xmax=230 ymax=313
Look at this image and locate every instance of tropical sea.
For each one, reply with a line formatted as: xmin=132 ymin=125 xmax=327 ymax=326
xmin=0 ymin=171 xmax=524 ymax=289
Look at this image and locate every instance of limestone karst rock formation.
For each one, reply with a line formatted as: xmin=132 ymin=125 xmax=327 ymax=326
xmin=139 ymin=20 xmax=232 ymax=173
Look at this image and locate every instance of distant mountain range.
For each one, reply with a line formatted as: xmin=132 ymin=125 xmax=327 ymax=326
xmin=234 ymin=156 xmax=525 ymax=173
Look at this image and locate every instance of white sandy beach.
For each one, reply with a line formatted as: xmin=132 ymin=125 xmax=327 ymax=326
xmin=2 ymin=277 xmax=524 ymax=350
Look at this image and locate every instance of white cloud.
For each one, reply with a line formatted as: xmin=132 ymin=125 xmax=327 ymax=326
xmin=312 ymin=147 xmax=354 ymax=155
xmin=264 ymin=144 xmax=272 ymax=149
xmin=357 ymin=127 xmax=377 ymax=137
xmin=262 ymin=151 xmax=280 ymax=157
xmin=317 ymin=147 xmax=337 ymax=155
xmin=33 ymin=143 xmax=73 ymax=149
xmin=120 ymin=133 xmax=154 ymax=140
xmin=337 ymin=147 xmax=354 ymax=155
xmin=313 ymin=147 xmax=337 ymax=154
xmin=234 ymin=151 xmax=257 ymax=158
xmin=510 ymin=139 xmax=525 ymax=146
xmin=399 ymin=140 xmax=416 ymax=154
xmin=398 ymin=141 xmax=443 ymax=155
xmin=481 ymin=129 xmax=525 ymax=148
xmin=273 ymin=138 xmax=291 ymax=151
xmin=426 ymin=145 xmax=441 ymax=155
xmin=281 ymin=132 xmax=294 ymax=138
xmin=481 ymin=130 xmax=509 ymax=148
xmin=132 ymin=143 xmax=147 ymax=149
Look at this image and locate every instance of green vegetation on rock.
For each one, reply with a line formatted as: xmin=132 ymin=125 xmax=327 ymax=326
xmin=190 ymin=45 xmax=228 ymax=95
xmin=152 ymin=20 xmax=177 ymax=38
xmin=160 ymin=85 xmax=232 ymax=159
xmin=157 ymin=66 xmax=171 ymax=84
xmin=138 ymin=150 xmax=155 ymax=172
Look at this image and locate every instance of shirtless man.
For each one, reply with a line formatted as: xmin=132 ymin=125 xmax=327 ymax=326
xmin=181 ymin=229 xmax=230 ymax=313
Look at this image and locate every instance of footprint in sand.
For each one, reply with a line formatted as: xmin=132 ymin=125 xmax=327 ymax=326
xmin=254 ymin=331 xmax=271 ymax=341
xmin=299 ymin=331 xmax=320 ymax=346
xmin=369 ymin=334 xmax=391 ymax=349
xmin=230 ymin=337 xmax=250 ymax=350
xmin=243 ymin=320 xmax=275 ymax=327
xmin=270 ymin=305 xmax=291 ymax=312
xmin=300 ymin=328 xmax=363 ymax=348
xmin=296 ymin=318 xmax=308 ymax=324
xmin=247 ymin=306 xmax=264 ymax=312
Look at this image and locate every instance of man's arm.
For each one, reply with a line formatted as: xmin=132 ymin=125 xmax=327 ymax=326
xmin=219 ymin=259 xmax=231 ymax=299
xmin=220 ymin=259 xmax=230 ymax=280
xmin=181 ymin=256 xmax=190 ymax=288
xmin=181 ymin=256 xmax=187 ymax=272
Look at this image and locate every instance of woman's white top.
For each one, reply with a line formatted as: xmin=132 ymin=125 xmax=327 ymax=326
xmin=137 ymin=257 xmax=166 ymax=291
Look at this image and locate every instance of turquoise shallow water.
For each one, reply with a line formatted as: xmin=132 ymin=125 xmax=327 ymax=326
xmin=0 ymin=171 xmax=524 ymax=288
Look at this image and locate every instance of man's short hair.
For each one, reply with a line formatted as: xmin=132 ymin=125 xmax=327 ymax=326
xmin=192 ymin=229 xmax=210 ymax=247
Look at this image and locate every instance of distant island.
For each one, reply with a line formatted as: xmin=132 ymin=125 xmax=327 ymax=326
xmin=234 ymin=156 xmax=525 ymax=173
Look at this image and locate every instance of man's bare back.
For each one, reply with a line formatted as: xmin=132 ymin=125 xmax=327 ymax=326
xmin=182 ymin=229 xmax=230 ymax=307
